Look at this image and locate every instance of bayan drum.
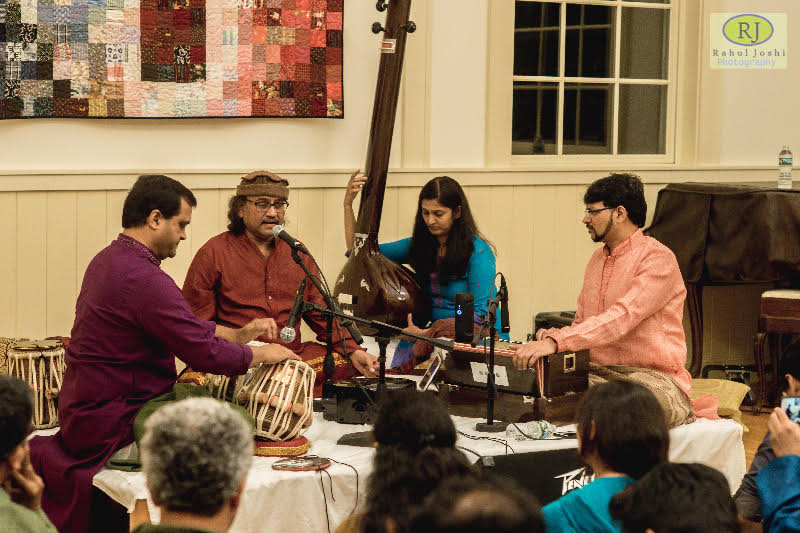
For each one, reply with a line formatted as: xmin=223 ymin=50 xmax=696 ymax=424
xmin=8 ymin=340 xmax=65 ymax=429
xmin=204 ymin=373 xmax=245 ymax=404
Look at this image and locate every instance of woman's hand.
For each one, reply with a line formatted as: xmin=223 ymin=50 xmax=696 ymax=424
xmin=401 ymin=313 xmax=431 ymax=341
xmin=344 ymin=170 xmax=367 ymax=208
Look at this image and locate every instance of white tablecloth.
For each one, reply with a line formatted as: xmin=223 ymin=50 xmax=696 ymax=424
xmin=89 ymin=413 xmax=745 ymax=533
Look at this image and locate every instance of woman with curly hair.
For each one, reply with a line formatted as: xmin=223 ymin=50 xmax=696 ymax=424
xmin=335 ymin=389 xmax=475 ymax=533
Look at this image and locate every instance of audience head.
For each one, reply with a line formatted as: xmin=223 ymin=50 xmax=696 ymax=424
xmin=577 ymin=380 xmax=669 ymax=479
xmin=410 ymin=474 xmax=545 ymax=533
xmin=781 ymin=341 xmax=800 ymax=395
xmin=227 ymin=170 xmax=290 ymax=238
xmin=0 ymin=375 xmax=34 ymax=468
xmin=610 ymin=462 xmax=740 ymax=533
xmin=365 ymin=389 xmax=474 ymax=533
xmin=409 ymin=176 xmax=492 ymax=282
xmin=583 ymin=173 xmax=647 ymax=229
xmin=140 ymin=398 xmax=253 ymax=525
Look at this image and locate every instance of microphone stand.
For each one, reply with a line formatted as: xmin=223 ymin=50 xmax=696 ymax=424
xmin=298 ymin=302 xmax=454 ymax=446
xmin=289 ymin=248 xmax=361 ymax=400
xmin=474 ymin=287 xmax=506 ymax=433
xmin=288 ymin=248 xmax=453 ymax=402
xmin=300 ymin=301 xmax=454 ymax=402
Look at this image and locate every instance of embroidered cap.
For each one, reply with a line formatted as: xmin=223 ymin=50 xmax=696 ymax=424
xmin=237 ymin=170 xmax=290 ymax=200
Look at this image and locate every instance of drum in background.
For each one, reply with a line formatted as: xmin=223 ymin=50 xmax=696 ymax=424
xmin=8 ymin=340 xmax=65 ymax=429
xmin=238 ymin=359 xmax=315 ymax=442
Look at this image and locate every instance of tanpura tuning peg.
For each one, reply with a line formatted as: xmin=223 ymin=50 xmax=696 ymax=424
xmin=371 ymin=22 xmax=385 ymax=34
xmin=403 ymin=21 xmax=416 ymax=33
xmin=376 ymin=1 xmax=387 ymax=11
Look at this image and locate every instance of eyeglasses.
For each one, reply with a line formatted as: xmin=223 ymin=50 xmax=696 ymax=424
xmin=246 ymin=199 xmax=289 ymax=212
xmin=584 ymin=206 xmax=616 ymax=217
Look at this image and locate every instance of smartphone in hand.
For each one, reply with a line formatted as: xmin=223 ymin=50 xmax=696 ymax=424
xmin=781 ymin=395 xmax=800 ymax=423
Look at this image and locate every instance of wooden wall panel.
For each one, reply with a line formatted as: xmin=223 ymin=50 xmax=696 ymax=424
xmin=0 ymin=193 xmax=18 ymax=334
xmin=16 ymin=192 xmax=47 ymax=338
xmin=2 ymin=184 xmax=764 ymax=369
xmin=75 ymin=191 xmax=108 ymax=298
xmin=46 ymin=192 xmax=77 ymax=337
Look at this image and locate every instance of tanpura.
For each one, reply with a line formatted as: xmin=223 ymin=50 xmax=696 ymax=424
xmin=333 ymin=0 xmax=424 ymax=333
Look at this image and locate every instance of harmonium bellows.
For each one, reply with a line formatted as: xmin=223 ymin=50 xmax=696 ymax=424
xmin=433 ymin=341 xmax=589 ymax=424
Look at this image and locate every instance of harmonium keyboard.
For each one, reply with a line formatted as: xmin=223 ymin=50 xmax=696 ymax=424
xmin=429 ymin=340 xmax=589 ymax=424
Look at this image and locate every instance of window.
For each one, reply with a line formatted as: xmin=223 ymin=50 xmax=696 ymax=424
xmin=512 ymin=0 xmax=673 ymax=157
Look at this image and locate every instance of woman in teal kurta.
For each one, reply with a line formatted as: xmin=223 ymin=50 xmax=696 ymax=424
xmin=344 ymin=174 xmax=504 ymax=368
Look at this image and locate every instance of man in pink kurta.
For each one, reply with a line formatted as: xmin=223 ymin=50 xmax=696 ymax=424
xmin=512 ymin=173 xmax=718 ymax=419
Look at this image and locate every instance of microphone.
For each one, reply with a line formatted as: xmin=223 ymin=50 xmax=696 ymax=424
xmin=272 ymin=225 xmax=309 ymax=254
xmin=499 ymin=275 xmax=510 ymax=334
xmin=280 ymin=278 xmax=307 ymax=343
xmin=339 ymin=312 xmax=364 ymax=346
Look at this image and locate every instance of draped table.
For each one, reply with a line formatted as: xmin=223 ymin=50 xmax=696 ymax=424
xmin=83 ymin=414 xmax=744 ymax=532
xmin=645 ymin=182 xmax=800 ymax=376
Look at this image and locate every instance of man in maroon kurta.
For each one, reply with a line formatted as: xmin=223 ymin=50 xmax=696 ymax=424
xmin=182 ymin=171 xmax=379 ymax=392
xmin=29 ymin=175 xmax=298 ymax=533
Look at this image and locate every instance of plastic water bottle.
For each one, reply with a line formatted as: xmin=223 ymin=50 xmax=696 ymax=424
xmin=778 ymin=146 xmax=793 ymax=189
xmin=506 ymin=420 xmax=556 ymax=440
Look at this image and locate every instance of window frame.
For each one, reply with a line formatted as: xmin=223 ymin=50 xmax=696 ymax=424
xmin=488 ymin=0 xmax=681 ymax=166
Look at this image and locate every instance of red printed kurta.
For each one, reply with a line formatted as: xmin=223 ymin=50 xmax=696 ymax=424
xmin=544 ymin=230 xmax=718 ymax=418
xmin=182 ymin=231 xmax=362 ymax=381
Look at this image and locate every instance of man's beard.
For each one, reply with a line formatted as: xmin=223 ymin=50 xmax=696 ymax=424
xmin=589 ymin=216 xmax=613 ymax=243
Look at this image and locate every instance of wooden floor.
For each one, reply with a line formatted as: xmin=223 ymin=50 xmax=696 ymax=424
xmin=741 ymin=407 xmax=771 ymax=468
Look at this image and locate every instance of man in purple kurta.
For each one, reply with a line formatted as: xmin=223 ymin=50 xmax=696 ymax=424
xmin=29 ymin=175 xmax=298 ymax=533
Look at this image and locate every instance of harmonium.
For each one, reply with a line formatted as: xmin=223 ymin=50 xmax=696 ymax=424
xmin=428 ymin=340 xmax=589 ymax=425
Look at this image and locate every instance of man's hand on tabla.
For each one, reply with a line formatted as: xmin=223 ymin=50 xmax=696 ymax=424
xmin=250 ymin=343 xmax=301 ymax=367
xmin=510 ymin=338 xmax=558 ymax=370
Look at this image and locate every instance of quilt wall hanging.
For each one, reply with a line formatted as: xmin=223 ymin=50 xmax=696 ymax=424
xmin=0 ymin=0 xmax=343 ymax=118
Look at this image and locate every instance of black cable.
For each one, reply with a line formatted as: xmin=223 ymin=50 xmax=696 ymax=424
xmin=329 ymin=457 xmax=360 ymax=518
xmin=457 ymin=429 xmax=515 ymax=455
xmin=316 ymin=468 xmax=332 ymax=533
xmin=456 ymin=444 xmax=483 ymax=460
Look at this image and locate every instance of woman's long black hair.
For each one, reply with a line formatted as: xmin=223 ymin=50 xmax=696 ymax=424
xmin=407 ymin=176 xmax=494 ymax=285
xmin=363 ymin=389 xmax=475 ymax=533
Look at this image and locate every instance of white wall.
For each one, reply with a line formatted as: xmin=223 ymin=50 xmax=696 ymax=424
xmin=3 ymin=0 xmax=799 ymax=371
xmin=698 ymin=0 xmax=800 ymax=165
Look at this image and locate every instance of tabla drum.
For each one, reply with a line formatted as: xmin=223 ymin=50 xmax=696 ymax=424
xmin=237 ymin=359 xmax=315 ymax=442
xmin=8 ymin=340 xmax=65 ymax=429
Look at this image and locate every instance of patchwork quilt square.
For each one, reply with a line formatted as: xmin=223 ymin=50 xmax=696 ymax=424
xmin=0 ymin=0 xmax=342 ymax=117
